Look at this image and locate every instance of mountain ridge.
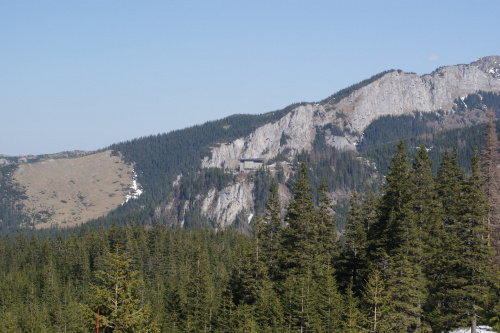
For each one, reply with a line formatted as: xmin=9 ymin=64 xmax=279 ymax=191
xmin=2 ymin=56 xmax=500 ymax=234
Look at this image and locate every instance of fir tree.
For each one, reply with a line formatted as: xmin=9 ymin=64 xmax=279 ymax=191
xmin=81 ymin=245 xmax=158 ymax=332
xmin=374 ymin=140 xmax=412 ymax=257
xmin=480 ymin=108 xmax=500 ymax=266
xmin=339 ymin=190 xmax=371 ymax=294
xmin=280 ymin=160 xmax=318 ymax=275
xmin=316 ymin=180 xmax=339 ymax=264
xmin=431 ymin=148 xmax=494 ymax=331
xmin=259 ymin=179 xmax=282 ymax=278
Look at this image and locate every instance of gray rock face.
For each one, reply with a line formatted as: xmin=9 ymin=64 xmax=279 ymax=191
xmin=202 ymin=104 xmax=330 ymax=169
xmin=338 ymin=59 xmax=500 ymax=134
xmin=198 ymin=56 xmax=500 ymax=228
xmin=471 ymin=56 xmax=500 ymax=79
xmin=204 ymin=57 xmax=500 ymax=172
xmin=200 ymin=182 xmax=254 ymax=229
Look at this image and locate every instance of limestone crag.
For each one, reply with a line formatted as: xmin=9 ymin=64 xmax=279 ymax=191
xmin=200 ymin=182 xmax=254 ymax=229
xmin=194 ymin=57 xmax=500 ymax=229
xmin=202 ymin=57 xmax=500 ymax=173
xmin=471 ymin=56 xmax=500 ymax=79
xmin=337 ymin=61 xmax=500 ymax=134
xmin=202 ymin=104 xmax=330 ymax=169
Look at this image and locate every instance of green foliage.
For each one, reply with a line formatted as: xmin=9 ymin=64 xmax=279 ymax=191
xmin=361 ymin=120 xmax=496 ymax=176
xmin=98 ymin=104 xmax=305 ymax=228
xmin=0 ymin=164 xmax=28 ymax=234
xmin=358 ymin=112 xmax=439 ymax=151
xmin=81 ymin=245 xmax=158 ymax=332
xmin=279 ymin=131 xmax=291 ymax=146
xmin=2 ymin=143 xmax=500 ymax=332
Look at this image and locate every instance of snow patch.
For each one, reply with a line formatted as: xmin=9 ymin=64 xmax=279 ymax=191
xmin=122 ymin=168 xmax=143 ymax=205
xmin=449 ymin=325 xmax=496 ymax=333
xmin=460 ymin=96 xmax=468 ymax=109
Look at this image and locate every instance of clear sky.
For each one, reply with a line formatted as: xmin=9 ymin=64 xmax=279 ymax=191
xmin=1 ymin=0 xmax=499 ymax=156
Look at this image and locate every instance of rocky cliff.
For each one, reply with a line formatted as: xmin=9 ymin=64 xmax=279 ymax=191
xmin=6 ymin=57 xmax=500 ymax=232
xmin=203 ymin=57 xmax=500 ymax=171
xmin=196 ymin=56 xmax=500 ymax=228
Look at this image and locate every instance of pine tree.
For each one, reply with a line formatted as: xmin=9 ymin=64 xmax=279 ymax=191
xmin=362 ymin=267 xmax=392 ymax=333
xmin=258 ymin=179 xmax=282 ymax=278
xmin=375 ymin=140 xmax=412 ymax=257
xmin=431 ymin=148 xmax=495 ymax=331
xmin=480 ymin=108 xmax=500 ymax=266
xmin=81 ymin=245 xmax=158 ymax=332
xmin=280 ymin=160 xmax=318 ymax=275
xmin=339 ymin=190 xmax=371 ymax=294
xmin=316 ymin=180 xmax=339 ymax=264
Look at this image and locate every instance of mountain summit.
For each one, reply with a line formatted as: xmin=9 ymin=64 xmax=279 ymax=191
xmin=2 ymin=56 xmax=500 ymax=233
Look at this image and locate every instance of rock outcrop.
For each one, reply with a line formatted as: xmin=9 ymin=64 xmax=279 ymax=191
xmin=202 ymin=104 xmax=330 ymax=169
xmin=197 ymin=57 xmax=500 ymax=228
xmin=335 ymin=58 xmax=500 ymax=134
xmin=203 ymin=57 xmax=500 ymax=172
xmin=200 ymin=182 xmax=255 ymax=229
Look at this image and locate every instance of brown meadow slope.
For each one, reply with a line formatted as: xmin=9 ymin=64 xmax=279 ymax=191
xmin=13 ymin=150 xmax=138 ymax=229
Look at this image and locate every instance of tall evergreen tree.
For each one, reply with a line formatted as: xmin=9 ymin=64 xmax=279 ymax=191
xmin=480 ymin=109 xmax=500 ymax=266
xmin=338 ymin=191 xmax=371 ymax=294
xmin=384 ymin=252 xmax=428 ymax=332
xmin=431 ymin=148 xmax=495 ymax=331
xmin=361 ymin=267 xmax=392 ymax=333
xmin=81 ymin=245 xmax=158 ymax=332
xmin=374 ymin=140 xmax=413 ymax=257
xmin=280 ymin=160 xmax=318 ymax=275
xmin=258 ymin=179 xmax=282 ymax=278
xmin=316 ymin=180 xmax=339 ymax=264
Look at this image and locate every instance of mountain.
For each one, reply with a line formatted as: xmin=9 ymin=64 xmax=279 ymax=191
xmin=2 ymin=56 xmax=500 ymax=234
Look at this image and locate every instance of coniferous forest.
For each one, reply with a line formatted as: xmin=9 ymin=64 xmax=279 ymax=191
xmin=2 ymin=128 xmax=500 ymax=332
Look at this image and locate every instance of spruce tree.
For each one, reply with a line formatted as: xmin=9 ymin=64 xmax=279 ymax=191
xmin=316 ymin=262 xmax=343 ymax=332
xmin=362 ymin=267 xmax=392 ymax=333
xmin=316 ymin=180 xmax=339 ymax=264
xmin=375 ymin=140 xmax=412 ymax=257
xmin=339 ymin=190 xmax=371 ymax=294
xmin=342 ymin=283 xmax=363 ymax=333
xmin=81 ymin=245 xmax=158 ymax=332
xmin=431 ymin=148 xmax=495 ymax=331
xmin=259 ymin=179 xmax=283 ymax=278
xmin=384 ymin=252 xmax=427 ymax=332
xmin=480 ymin=109 xmax=500 ymax=266
xmin=410 ymin=145 xmax=442 ymax=258
xmin=280 ymin=160 xmax=318 ymax=275
xmin=454 ymin=148 xmax=495 ymax=329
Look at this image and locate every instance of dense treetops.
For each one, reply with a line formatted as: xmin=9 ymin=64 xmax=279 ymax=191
xmin=1 ymin=141 xmax=500 ymax=332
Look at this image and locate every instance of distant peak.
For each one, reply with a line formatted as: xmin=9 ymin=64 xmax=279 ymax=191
xmin=470 ymin=56 xmax=500 ymax=78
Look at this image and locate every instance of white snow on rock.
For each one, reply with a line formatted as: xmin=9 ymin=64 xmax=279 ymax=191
xmin=449 ymin=325 xmax=496 ymax=333
xmin=122 ymin=168 xmax=143 ymax=205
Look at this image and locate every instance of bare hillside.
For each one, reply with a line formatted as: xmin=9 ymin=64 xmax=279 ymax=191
xmin=13 ymin=150 xmax=139 ymax=229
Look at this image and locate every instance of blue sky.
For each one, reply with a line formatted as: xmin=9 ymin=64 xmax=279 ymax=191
xmin=1 ymin=0 xmax=499 ymax=156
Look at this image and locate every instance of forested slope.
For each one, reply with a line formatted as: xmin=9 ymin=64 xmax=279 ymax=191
xmin=1 ymin=142 xmax=500 ymax=332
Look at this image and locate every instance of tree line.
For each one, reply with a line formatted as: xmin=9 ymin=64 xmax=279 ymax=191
xmin=1 ymin=128 xmax=500 ymax=331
